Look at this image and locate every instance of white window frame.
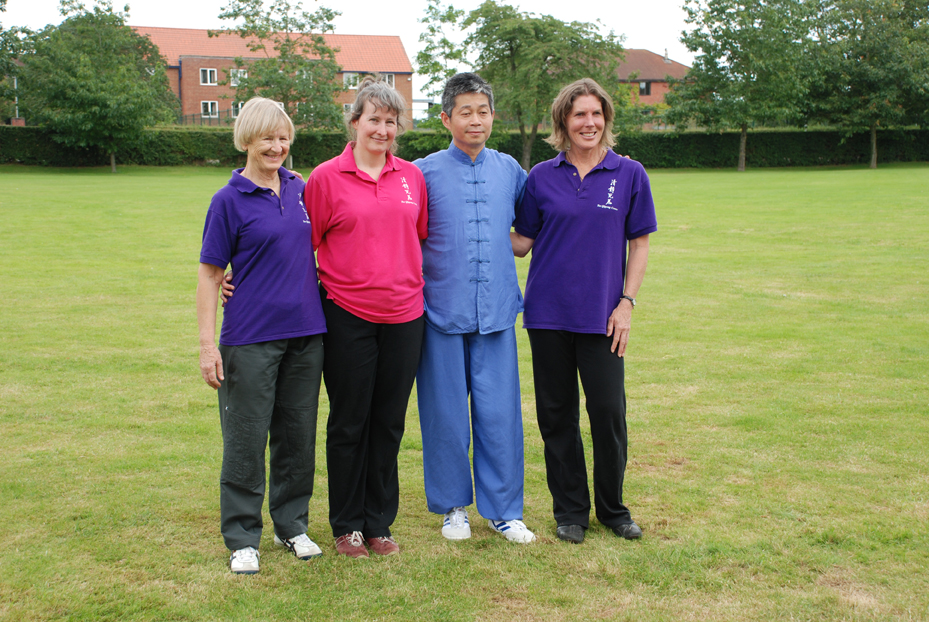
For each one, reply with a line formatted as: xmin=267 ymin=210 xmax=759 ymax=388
xmin=382 ymin=73 xmax=395 ymax=88
xmin=229 ymin=69 xmax=247 ymax=87
xmin=200 ymin=68 xmax=218 ymax=85
xmin=343 ymin=72 xmax=359 ymax=89
xmin=639 ymin=81 xmax=651 ymax=96
xmin=343 ymin=103 xmax=353 ymax=112
xmin=231 ymin=101 xmax=244 ymax=118
xmin=201 ymin=101 xmax=218 ymax=118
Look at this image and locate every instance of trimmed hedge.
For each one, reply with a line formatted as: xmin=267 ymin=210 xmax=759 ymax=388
xmin=2 ymin=124 xmax=927 ymax=169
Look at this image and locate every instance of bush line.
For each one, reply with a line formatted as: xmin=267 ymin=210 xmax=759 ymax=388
xmin=2 ymin=125 xmax=928 ymax=169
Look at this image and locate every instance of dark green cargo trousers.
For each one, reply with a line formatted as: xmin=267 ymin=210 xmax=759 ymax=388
xmin=217 ymin=334 xmax=324 ymax=551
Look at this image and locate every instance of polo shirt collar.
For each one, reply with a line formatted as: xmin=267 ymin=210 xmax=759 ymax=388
xmin=338 ymin=141 xmax=403 ymax=175
xmin=554 ymin=149 xmax=621 ymax=173
xmin=229 ymin=167 xmax=295 ymax=194
xmin=447 ymin=140 xmax=487 ymax=165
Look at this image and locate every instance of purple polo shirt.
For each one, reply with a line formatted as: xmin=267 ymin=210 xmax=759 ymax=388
xmin=514 ymin=150 xmax=657 ymax=334
xmin=200 ymin=167 xmax=326 ymax=346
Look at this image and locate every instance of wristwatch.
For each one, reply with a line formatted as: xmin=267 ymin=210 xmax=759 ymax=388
xmin=620 ymin=295 xmax=636 ymax=308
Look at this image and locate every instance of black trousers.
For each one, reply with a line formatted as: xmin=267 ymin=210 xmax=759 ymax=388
xmin=321 ymin=294 xmax=424 ymax=538
xmin=217 ymin=334 xmax=324 ymax=551
xmin=527 ymin=329 xmax=633 ymax=529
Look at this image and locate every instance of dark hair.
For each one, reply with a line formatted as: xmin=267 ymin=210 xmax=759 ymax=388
xmin=441 ymin=72 xmax=495 ymax=117
xmin=545 ymin=78 xmax=616 ymax=152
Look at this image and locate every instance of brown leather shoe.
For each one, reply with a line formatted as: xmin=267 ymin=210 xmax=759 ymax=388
xmin=365 ymin=536 xmax=400 ymax=556
xmin=335 ymin=531 xmax=369 ymax=558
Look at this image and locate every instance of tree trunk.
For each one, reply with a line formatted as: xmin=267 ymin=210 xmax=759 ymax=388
xmin=110 ymin=152 xmax=116 ymax=173
xmin=520 ymin=124 xmax=539 ymax=172
xmin=738 ymin=124 xmax=747 ymax=172
xmin=870 ymin=123 xmax=877 ymax=169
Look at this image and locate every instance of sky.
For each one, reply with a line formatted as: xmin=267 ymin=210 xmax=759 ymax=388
xmin=2 ymin=0 xmax=696 ymax=103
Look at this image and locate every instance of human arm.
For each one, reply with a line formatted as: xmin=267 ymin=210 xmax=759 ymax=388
xmin=510 ymin=231 xmax=535 ymax=258
xmin=606 ymin=234 xmax=650 ymax=357
xmin=197 ymin=262 xmax=227 ymax=389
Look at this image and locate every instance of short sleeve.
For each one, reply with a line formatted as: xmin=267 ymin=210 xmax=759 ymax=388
xmin=199 ymin=197 xmax=234 ymax=269
xmin=415 ymin=168 xmax=429 ymax=240
xmin=625 ymin=165 xmax=658 ymax=240
xmin=304 ymin=173 xmax=332 ymax=251
xmin=513 ymin=171 xmax=542 ymax=239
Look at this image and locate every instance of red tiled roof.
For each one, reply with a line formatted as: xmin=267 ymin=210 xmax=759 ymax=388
xmin=132 ymin=26 xmax=412 ymax=73
xmin=617 ymin=49 xmax=690 ymax=82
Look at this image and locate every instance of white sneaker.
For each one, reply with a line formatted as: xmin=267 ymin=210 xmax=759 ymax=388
xmin=442 ymin=507 xmax=471 ymax=540
xmin=275 ymin=533 xmax=323 ymax=559
xmin=488 ymin=519 xmax=535 ymax=544
xmin=230 ymin=546 xmax=260 ymax=574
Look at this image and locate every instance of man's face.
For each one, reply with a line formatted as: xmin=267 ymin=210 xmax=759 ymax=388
xmin=441 ymin=92 xmax=494 ymax=156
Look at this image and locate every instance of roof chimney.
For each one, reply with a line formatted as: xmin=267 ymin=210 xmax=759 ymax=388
xmin=664 ymin=48 xmax=671 ymax=64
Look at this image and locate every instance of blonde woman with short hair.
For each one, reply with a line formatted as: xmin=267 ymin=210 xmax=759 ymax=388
xmin=197 ymin=97 xmax=326 ymax=574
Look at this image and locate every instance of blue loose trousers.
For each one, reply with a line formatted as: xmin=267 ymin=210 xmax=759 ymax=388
xmin=416 ymin=323 xmax=524 ymax=521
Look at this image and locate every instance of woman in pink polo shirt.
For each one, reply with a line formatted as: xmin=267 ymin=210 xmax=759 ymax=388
xmin=304 ymin=78 xmax=428 ymax=558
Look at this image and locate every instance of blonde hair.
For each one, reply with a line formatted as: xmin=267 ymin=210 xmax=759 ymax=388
xmin=545 ymin=78 xmax=616 ymax=152
xmin=233 ymin=97 xmax=296 ymax=151
xmin=346 ymin=76 xmax=408 ymax=151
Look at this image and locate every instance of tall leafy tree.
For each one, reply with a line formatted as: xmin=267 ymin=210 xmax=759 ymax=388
xmin=20 ymin=0 xmax=176 ymax=172
xmin=1 ymin=0 xmax=31 ymax=119
xmin=212 ymin=0 xmax=343 ymax=130
xmin=664 ymin=0 xmax=812 ymax=171
xmin=807 ymin=0 xmax=929 ymax=168
xmin=417 ymin=0 xmax=626 ymax=171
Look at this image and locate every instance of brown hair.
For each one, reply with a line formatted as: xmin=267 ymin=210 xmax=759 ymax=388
xmin=544 ymin=78 xmax=616 ymax=152
xmin=346 ymin=75 xmax=408 ymax=152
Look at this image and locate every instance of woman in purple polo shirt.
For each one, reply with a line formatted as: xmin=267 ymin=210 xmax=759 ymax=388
xmin=197 ymin=98 xmax=327 ymax=575
xmin=511 ymin=78 xmax=657 ymax=545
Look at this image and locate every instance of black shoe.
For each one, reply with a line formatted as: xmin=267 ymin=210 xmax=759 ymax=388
xmin=556 ymin=524 xmax=585 ymax=544
xmin=611 ymin=522 xmax=643 ymax=540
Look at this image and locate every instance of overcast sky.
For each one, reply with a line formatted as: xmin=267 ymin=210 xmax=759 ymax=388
xmin=2 ymin=0 xmax=696 ymax=101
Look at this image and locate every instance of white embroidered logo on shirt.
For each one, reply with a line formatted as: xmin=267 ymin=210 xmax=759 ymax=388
xmin=400 ymin=176 xmax=418 ymax=205
xmin=299 ymin=196 xmax=310 ymax=224
xmin=598 ymin=179 xmax=618 ymax=211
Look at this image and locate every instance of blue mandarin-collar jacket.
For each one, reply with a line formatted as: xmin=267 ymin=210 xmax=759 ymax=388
xmin=415 ymin=142 xmax=528 ymax=334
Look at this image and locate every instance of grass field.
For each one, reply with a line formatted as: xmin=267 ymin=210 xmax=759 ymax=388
xmin=1 ymin=162 xmax=927 ymax=621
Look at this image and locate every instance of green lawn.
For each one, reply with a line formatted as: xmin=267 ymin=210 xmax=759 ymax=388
xmin=1 ymin=163 xmax=927 ymax=621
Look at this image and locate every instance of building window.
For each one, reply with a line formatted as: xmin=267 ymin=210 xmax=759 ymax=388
xmin=231 ymin=101 xmax=244 ymax=118
xmin=201 ymin=101 xmax=218 ymax=117
xmin=200 ymin=68 xmax=218 ymax=85
xmin=639 ymin=81 xmax=651 ymax=96
xmin=343 ymin=103 xmax=353 ymax=112
xmin=343 ymin=72 xmax=395 ymax=89
xmin=229 ymin=69 xmax=247 ymax=87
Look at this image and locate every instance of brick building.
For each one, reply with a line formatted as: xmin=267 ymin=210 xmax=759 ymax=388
xmin=617 ymin=49 xmax=690 ymax=106
xmin=132 ymin=26 xmax=414 ymax=121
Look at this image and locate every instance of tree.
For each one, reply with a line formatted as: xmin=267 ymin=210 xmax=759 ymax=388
xmin=212 ymin=0 xmax=343 ymax=132
xmin=20 ymin=0 xmax=176 ymax=172
xmin=807 ymin=0 xmax=929 ymax=168
xmin=1 ymin=0 xmax=30 ymax=119
xmin=664 ymin=0 xmax=812 ymax=171
xmin=417 ymin=0 xmax=626 ymax=171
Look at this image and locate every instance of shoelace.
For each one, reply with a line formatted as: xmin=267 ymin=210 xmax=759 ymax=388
xmin=344 ymin=531 xmax=364 ymax=547
xmin=290 ymin=533 xmax=312 ymax=547
xmin=234 ymin=547 xmax=258 ymax=563
xmin=447 ymin=508 xmax=467 ymax=529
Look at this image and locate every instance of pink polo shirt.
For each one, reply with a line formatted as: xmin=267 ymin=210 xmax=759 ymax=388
xmin=305 ymin=143 xmax=428 ymax=324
